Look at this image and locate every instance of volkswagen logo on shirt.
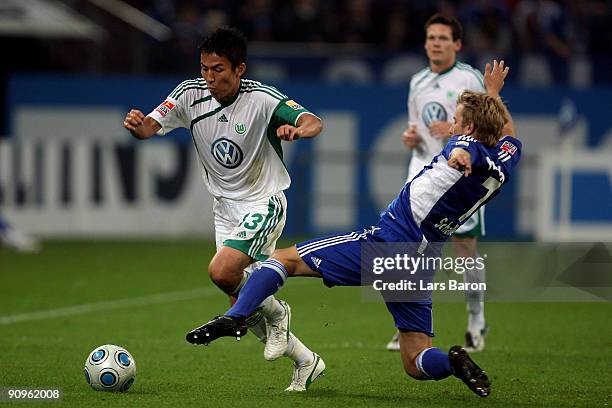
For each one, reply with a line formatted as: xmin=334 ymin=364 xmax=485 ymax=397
xmin=211 ymin=138 xmax=243 ymax=169
xmin=422 ymin=102 xmax=448 ymax=127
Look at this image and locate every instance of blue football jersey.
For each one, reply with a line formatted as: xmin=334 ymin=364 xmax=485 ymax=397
xmin=380 ymin=134 xmax=522 ymax=242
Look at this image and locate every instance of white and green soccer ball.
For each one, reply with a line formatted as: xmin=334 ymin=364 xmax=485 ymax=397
xmin=84 ymin=344 xmax=136 ymax=392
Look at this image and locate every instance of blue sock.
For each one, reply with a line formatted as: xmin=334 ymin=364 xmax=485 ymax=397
xmin=416 ymin=347 xmax=452 ymax=380
xmin=226 ymin=259 xmax=287 ymax=318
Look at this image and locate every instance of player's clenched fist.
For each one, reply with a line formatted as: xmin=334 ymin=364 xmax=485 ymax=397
xmin=448 ymin=148 xmax=472 ymax=177
xmin=277 ymin=124 xmax=301 ymax=141
xmin=123 ymin=109 xmax=145 ymax=131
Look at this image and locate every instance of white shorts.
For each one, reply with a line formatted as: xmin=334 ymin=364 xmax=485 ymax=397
xmin=213 ymin=191 xmax=287 ymax=261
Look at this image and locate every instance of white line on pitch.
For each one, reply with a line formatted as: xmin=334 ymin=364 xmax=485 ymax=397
xmin=0 ymin=287 xmax=218 ymax=325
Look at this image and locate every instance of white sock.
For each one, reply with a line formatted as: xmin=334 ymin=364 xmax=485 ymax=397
xmin=259 ymin=296 xmax=285 ymax=320
xmin=468 ymin=311 xmax=485 ymax=335
xmin=464 ymin=258 xmax=486 ymax=333
xmin=245 ymin=311 xmax=267 ymax=343
xmin=284 ymin=332 xmax=314 ymax=366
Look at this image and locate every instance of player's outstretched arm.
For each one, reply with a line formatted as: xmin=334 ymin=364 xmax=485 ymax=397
xmin=484 ymin=60 xmax=515 ymax=137
xmin=277 ymin=113 xmax=323 ymax=141
xmin=123 ymin=109 xmax=162 ymax=140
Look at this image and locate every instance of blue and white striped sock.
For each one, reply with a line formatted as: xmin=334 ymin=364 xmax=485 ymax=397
xmin=416 ymin=347 xmax=452 ymax=380
xmin=226 ymin=259 xmax=287 ymax=318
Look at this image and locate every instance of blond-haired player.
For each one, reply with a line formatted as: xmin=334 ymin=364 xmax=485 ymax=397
xmin=389 ymin=14 xmax=489 ymax=352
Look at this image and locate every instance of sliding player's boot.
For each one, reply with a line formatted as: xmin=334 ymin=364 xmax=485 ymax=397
xmin=186 ymin=315 xmax=248 ymax=345
xmin=448 ymin=345 xmax=490 ymax=397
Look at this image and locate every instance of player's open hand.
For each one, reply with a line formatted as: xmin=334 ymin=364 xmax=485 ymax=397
xmin=484 ymin=60 xmax=509 ymax=96
xmin=123 ymin=109 xmax=146 ymax=132
xmin=277 ymin=124 xmax=301 ymax=141
xmin=402 ymin=124 xmax=421 ymax=149
xmin=429 ymin=121 xmax=452 ymax=139
xmin=448 ymin=148 xmax=472 ymax=177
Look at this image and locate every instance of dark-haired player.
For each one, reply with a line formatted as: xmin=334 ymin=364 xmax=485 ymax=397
xmin=123 ymin=27 xmax=324 ymax=391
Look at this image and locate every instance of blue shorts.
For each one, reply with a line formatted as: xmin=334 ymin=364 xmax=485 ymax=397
xmin=296 ymin=226 xmax=435 ymax=337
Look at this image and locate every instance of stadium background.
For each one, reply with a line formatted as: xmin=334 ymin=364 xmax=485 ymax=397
xmin=1 ymin=1 xmax=611 ymax=407
xmin=2 ymin=0 xmax=612 ymax=241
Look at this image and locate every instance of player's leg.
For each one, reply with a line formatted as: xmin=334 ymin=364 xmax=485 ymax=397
xmin=200 ymin=194 xmax=320 ymax=374
xmin=207 ymin=193 xmax=293 ymax=359
xmin=390 ymin=302 xmax=490 ymax=397
xmin=208 ymin=246 xmax=253 ymax=293
xmin=225 ymin=246 xmax=322 ymax=318
xmin=223 ymin=225 xmax=369 ymax=317
xmin=224 ymin=245 xmax=326 ymax=392
xmin=189 ymin=229 xmax=369 ymax=388
xmin=453 ymin=207 xmax=488 ymax=352
xmin=386 ymin=302 xmax=450 ymax=380
xmin=386 ymin=157 xmax=428 ymax=352
xmin=227 ymin=192 xmax=308 ymax=361
xmin=190 ymin=245 xmax=326 ymax=390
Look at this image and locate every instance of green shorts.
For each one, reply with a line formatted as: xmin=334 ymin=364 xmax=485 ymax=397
xmin=454 ymin=206 xmax=485 ymax=238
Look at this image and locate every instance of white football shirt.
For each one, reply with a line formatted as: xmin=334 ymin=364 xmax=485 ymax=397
xmin=148 ymin=78 xmax=315 ymax=200
xmin=407 ymin=61 xmax=485 ymax=178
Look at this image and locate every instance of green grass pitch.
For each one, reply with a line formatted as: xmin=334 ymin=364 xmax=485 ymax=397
xmin=1 ymin=240 xmax=611 ymax=407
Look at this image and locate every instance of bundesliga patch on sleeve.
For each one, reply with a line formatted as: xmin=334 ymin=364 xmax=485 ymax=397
xmin=500 ymin=140 xmax=517 ymax=155
xmin=155 ymin=100 xmax=176 ymax=117
xmin=285 ymin=100 xmax=304 ymax=110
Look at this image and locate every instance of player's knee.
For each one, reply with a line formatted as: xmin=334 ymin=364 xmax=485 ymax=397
xmin=208 ymin=259 xmax=239 ymax=291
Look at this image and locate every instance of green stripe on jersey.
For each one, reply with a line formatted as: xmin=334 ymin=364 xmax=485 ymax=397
xmin=412 ymin=67 xmax=430 ymax=83
xmin=190 ymin=95 xmax=213 ymax=107
xmin=412 ymin=70 xmax=432 ymax=91
xmin=239 ymin=88 xmax=284 ymax=101
xmin=190 ymin=105 xmax=224 ymax=131
xmin=171 ymin=79 xmax=207 ymax=99
xmin=170 ymin=79 xmax=200 ymax=98
xmin=456 ymin=62 xmax=485 ymax=88
xmin=241 ymin=80 xmax=286 ymax=99
xmin=265 ymin=109 xmax=286 ymax=168
xmin=174 ymin=85 xmax=208 ymax=100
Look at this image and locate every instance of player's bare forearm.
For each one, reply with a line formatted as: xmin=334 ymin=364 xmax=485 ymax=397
xmin=484 ymin=60 xmax=515 ymax=137
xmin=295 ymin=113 xmax=323 ymax=138
xmin=277 ymin=113 xmax=323 ymax=141
xmin=123 ymin=110 xmax=161 ymax=140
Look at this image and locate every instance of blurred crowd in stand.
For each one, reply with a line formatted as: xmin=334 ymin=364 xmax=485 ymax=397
xmin=138 ymin=0 xmax=612 ymax=85
xmin=2 ymin=0 xmax=612 ymax=86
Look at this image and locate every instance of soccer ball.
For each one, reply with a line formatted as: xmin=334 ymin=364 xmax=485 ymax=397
xmin=84 ymin=344 xmax=136 ymax=392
